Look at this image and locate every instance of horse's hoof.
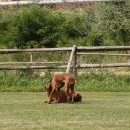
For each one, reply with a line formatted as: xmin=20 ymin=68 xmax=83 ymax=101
xmin=44 ymin=101 xmax=48 ymax=104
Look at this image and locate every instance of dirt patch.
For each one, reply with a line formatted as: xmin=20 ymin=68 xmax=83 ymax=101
xmin=45 ymin=2 xmax=96 ymax=10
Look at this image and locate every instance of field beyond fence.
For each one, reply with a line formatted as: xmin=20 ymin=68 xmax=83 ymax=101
xmin=1 ymin=46 xmax=130 ymax=73
xmin=1 ymin=46 xmax=130 ymax=92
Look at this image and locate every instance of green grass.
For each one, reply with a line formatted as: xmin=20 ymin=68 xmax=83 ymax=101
xmin=0 ymin=92 xmax=130 ymax=130
xmin=76 ymin=72 xmax=130 ymax=92
xmin=1 ymin=71 xmax=130 ymax=92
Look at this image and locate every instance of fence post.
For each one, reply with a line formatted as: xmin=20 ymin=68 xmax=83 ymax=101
xmin=30 ymin=53 xmax=33 ymax=62
xmin=72 ymin=45 xmax=77 ymax=76
xmin=66 ymin=45 xmax=76 ymax=74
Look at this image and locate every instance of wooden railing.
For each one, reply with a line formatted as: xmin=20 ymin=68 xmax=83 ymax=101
xmin=1 ymin=45 xmax=130 ymax=76
xmin=0 ymin=0 xmax=125 ymax=7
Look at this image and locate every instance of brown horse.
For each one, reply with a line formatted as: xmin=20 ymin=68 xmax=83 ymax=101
xmin=44 ymin=84 xmax=82 ymax=103
xmin=46 ymin=73 xmax=75 ymax=103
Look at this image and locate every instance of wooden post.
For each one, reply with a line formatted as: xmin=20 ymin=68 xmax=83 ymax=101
xmin=66 ymin=45 xmax=76 ymax=74
xmin=127 ymin=50 xmax=130 ymax=63
xmin=30 ymin=53 xmax=33 ymax=62
xmin=72 ymin=45 xmax=77 ymax=76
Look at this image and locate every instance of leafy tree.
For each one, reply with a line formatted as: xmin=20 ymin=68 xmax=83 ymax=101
xmin=1 ymin=3 xmax=130 ymax=48
xmin=13 ymin=6 xmax=65 ymax=48
xmin=64 ymin=8 xmax=95 ymax=38
xmin=0 ymin=10 xmax=14 ymax=47
xmin=95 ymin=3 xmax=130 ymax=45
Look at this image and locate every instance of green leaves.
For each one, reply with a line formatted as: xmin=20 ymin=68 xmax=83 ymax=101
xmin=12 ymin=6 xmax=65 ymax=48
xmin=1 ymin=3 xmax=130 ymax=48
xmin=96 ymin=3 xmax=130 ymax=45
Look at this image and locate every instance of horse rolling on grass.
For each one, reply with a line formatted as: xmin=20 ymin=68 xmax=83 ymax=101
xmin=44 ymin=83 xmax=82 ymax=104
xmin=45 ymin=73 xmax=76 ymax=104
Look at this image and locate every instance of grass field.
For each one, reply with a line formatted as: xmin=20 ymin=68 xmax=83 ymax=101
xmin=0 ymin=92 xmax=130 ymax=130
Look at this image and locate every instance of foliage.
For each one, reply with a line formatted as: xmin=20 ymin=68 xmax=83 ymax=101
xmin=1 ymin=71 xmax=130 ymax=92
xmin=86 ymin=29 xmax=103 ymax=46
xmin=12 ymin=6 xmax=65 ymax=48
xmin=76 ymin=72 xmax=130 ymax=92
xmin=0 ymin=70 xmax=51 ymax=92
xmin=1 ymin=3 xmax=130 ymax=47
xmin=0 ymin=10 xmax=14 ymax=47
xmin=1 ymin=3 xmax=130 ymax=93
xmin=64 ymin=9 xmax=90 ymax=38
xmin=95 ymin=3 xmax=130 ymax=45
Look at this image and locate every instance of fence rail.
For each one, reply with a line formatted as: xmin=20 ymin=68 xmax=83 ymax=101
xmin=0 ymin=46 xmax=130 ymax=54
xmin=1 ymin=46 xmax=130 ymax=76
xmin=0 ymin=0 xmax=126 ymax=6
xmin=77 ymin=46 xmax=130 ymax=51
xmin=77 ymin=52 xmax=130 ymax=56
xmin=0 ymin=47 xmax=72 ymax=54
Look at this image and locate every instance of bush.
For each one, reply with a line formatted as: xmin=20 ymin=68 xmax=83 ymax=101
xmin=64 ymin=8 xmax=95 ymax=38
xmin=95 ymin=3 xmax=130 ymax=45
xmin=0 ymin=9 xmax=15 ymax=47
xmin=12 ymin=6 xmax=65 ymax=48
xmin=1 ymin=3 xmax=130 ymax=48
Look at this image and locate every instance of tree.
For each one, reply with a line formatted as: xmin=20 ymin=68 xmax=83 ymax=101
xmin=95 ymin=3 xmax=130 ymax=45
xmin=13 ymin=6 xmax=65 ymax=48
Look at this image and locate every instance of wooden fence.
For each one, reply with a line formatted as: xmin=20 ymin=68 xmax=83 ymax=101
xmin=0 ymin=0 xmax=125 ymax=7
xmin=1 ymin=45 xmax=130 ymax=76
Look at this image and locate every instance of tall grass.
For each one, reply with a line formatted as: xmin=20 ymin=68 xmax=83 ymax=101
xmin=0 ymin=70 xmax=49 ymax=92
xmin=1 ymin=70 xmax=130 ymax=92
xmin=76 ymin=72 xmax=130 ymax=92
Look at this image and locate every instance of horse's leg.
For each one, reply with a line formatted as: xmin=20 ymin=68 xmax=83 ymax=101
xmin=64 ymin=82 xmax=71 ymax=103
xmin=48 ymin=88 xmax=55 ymax=104
xmin=70 ymin=84 xmax=75 ymax=103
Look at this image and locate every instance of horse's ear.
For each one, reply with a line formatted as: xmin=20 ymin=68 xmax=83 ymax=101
xmin=45 ymin=83 xmax=51 ymax=91
xmin=45 ymin=83 xmax=49 ymax=91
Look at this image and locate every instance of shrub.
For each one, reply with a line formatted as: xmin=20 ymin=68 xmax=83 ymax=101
xmin=95 ymin=3 xmax=130 ymax=45
xmin=0 ymin=9 xmax=14 ymax=47
xmin=64 ymin=8 xmax=95 ymax=38
xmin=1 ymin=3 xmax=130 ymax=48
xmin=12 ymin=6 xmax=65 ymax=48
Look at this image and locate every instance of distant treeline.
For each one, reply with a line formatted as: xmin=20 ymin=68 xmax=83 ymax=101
xmin=0 ymin=2 xmax=130 ymax=48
